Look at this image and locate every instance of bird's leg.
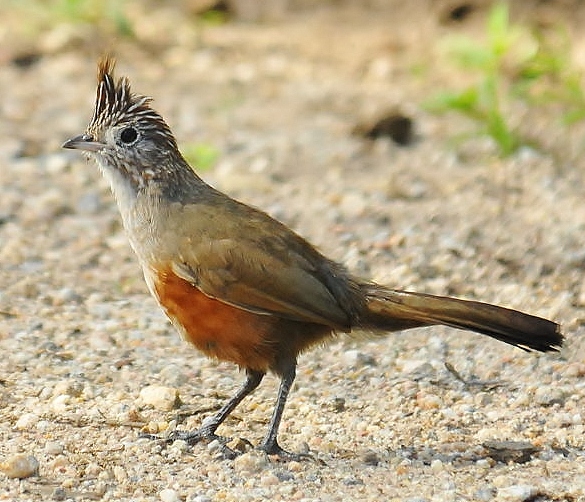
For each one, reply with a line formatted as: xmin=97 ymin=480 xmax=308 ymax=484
xmin=259 ymin=363 xmax=312 ymax=461
xmin=164 ymin=369 xmax=264 ymax=456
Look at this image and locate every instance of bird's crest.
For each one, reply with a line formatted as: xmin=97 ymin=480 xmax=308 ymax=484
xmin=89 ymin=56 xmax=153 ymax=132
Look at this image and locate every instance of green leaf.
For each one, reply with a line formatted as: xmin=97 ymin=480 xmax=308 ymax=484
xmin=180 ymin=143 xmax=221 ymax=171
xmin=424 ymin=88 xmax=479 ymax=114
xmin=488 ymin=2 xmax=511 ymax=56
xmin=486 ymin=108 xmax=518 ymax=155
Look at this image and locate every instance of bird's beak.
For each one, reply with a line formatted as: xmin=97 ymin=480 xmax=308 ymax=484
xmin=62 ymin=134 xmax=105 ymax=152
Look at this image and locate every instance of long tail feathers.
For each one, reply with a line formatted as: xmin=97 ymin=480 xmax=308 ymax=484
xmin=360 ymin=286 xmax=563 ymax=352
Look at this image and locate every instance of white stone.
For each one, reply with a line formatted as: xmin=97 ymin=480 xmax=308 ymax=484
xmin=160 ymin=488 xmax=180 ymax=502
xmin=15 ymin=413 xmax=39 ymax=430
xmin=139 ymin=385 xmax=179 ymax=411
xmin=1 ymin=454 xmax=39 ymax=479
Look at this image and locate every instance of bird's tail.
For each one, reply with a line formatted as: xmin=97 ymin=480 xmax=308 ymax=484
xmin=359 ymin=285 xmax=563 ymax=352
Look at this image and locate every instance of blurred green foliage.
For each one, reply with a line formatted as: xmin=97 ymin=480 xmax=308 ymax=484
xmin=426 ymin=2 xmax=585 ymax=156
xmin=196 ymin=6 xmax=229 ymax=25
xmin=5 ymin=0 xmax=134 ymax=37
xmin=181 ymin=143 xmax=221 ymax=171
xmin=516 ymin=29 xmax=585 ymax=125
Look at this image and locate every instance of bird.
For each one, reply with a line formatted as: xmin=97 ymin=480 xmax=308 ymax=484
xmin=62 ymin=57 xmax=563 ymax=460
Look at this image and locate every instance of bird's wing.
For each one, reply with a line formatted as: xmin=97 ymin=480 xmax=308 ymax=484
xmin=171 ymin=235 xmax=352 ymax=330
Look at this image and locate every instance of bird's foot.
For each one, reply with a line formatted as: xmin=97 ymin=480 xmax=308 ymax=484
xmin=142 ymin=430 xmax=314 ymax=462
xmin=259 ymin=440 xmax=315 ymax=462
xmin=141 ymin=428 xmax=254 ymax=460
xmin=166 ymin=428 xmax=227 ymax=446
xmin=139 ymin=427 xmax=222 ymax=445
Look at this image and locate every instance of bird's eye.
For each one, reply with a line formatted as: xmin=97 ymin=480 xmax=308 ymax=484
xmin=120 ymin=127 xmax=138 ymax=144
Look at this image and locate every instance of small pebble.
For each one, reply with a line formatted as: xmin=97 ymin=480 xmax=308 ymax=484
xmin=339 ymin=191 xmax=368 ymax=218
xmin=533 ymin=387 xmax=566 ymax=406
xmin=233 ymin=452 xmax=268 ymax=474
xmin=50 ymin=287 xmax=81 ymax=306
xmin=361 ymin=450 xmax=380 ymax=466
xmin=52 ymin=487 xmax=67 ymax=501
xmin=331 ymin=396 xmax=346 ymax=412
xmin=142 ymin=420 xmax=165 ymax=435
xmin=1 ymin=454 xmax=40 ymax=479
xmin=274 ymin=469 xmax=295 ymax=482
xmin=287 ymin=461 xmax=302 ymax=472
xmin=225 ymin=437 xmax=253 ymax=455
xmin=474 ymin=486 xmax=496 ymax=502
xmin=159 ymin=364 xmax=189 ymax=387
xmin=206 ymin=439 xmax=222 ymax=454
xmin=260 ymin=472 xmax=280 ymax=486
xmin=85 ymin=462 xmax=102 ymax=476
xmin=15 ymin=412 xmax=39 ymax=430
xmin=483 ymin=440 xmax=538 ymax=464
xmin=51 ymin=394 xmax=70 ymax=413
xmin=113 ymin=465 xmax=128 ymax=483
xmin=139 ymin=385 xmax=179 ymax=411
xmin=497 ymin=484 xmax=537 ymax=501
xmin=188 ymin=496 xmax=212 ymax=502
xmin=44 ymin=441 xmax=64 ymax=455
xmin=160 ymin=488 xmax=180 ymax=502
xmin=36 ymin=420 xmax=51 ymax=432
xmin=170 ymin=439 xmax=190 ymax=453
xmin=416 ymin=391 xmax=442 ymax=410
xmin=430 ymin=458 xmax=444 ymax=473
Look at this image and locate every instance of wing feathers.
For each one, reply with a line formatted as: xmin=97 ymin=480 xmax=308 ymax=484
xmin=171 ymin=238 xmax=351 ymax=329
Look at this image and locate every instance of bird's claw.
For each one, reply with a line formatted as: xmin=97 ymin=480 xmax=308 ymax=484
xmin=142 ymin=430 xmax=313 ymax=462
xmin=259 ymin=440 xmax=315 ymax=462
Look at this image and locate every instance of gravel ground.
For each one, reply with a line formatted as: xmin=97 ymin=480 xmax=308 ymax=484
xmin=1 ymin=2 xmax=585 ymax=501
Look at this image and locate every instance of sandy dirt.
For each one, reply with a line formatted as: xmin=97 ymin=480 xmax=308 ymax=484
xmin=1 ymin=2 xmax=585 ymax=501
